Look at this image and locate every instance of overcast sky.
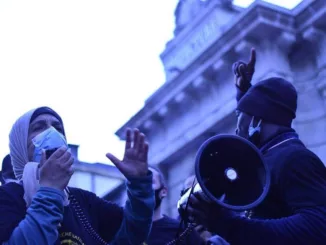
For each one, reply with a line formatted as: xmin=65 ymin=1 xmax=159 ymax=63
xmin=0 ymin=0 xmax=302 ymax=169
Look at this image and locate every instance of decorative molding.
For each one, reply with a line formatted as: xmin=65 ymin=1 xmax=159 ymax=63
xmin=143 ymin=120 xmax=153 ymax=130
xmin=191 ymin=76 xmax=206 ymax=89
xmin=174 ymin=91 xmax=187 ymax=104
xmin=296 ymin=0 xmax=326 ymax=33
xmin=316 ymin=67 xmax=326 ymax=91
xmin=157 ymin=106 xmax=169 ymax=119
xmin=303 ymin=27 xmax=326 ymax=69
xmin=212 ymin=59 xmax=226 ymax=72
xmin=321 ymin=89 xmax=326 ymax=99
xmin=302 ymin=26 xmax=326 ymax=43
xmin=189 ymin=75 xmax=212 ymax=99
xmin=234 ymin=40 xmax=255 ymax=55
xmin=163 ymin=9 xmax=223 ymax=71
xmin=276 ymin=31 xmax=297 ymax=52
xmin=115 ymin=0 xmax=326 ymax=147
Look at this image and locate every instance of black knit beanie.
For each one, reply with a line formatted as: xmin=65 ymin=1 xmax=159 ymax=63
xmin=237 ymin=77 xmax=297 ymax=127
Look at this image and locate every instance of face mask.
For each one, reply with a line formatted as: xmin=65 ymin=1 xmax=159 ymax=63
xmin=154 ymin=187 xmax=164 ymax=210
xmin=32 ymin=126 xmax=67 ymax=163
xmin=248 ymin=117 xmax=262 ymax=146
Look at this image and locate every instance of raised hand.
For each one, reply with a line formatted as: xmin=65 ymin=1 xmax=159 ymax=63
xmin=106 ymin=128 xmax=149 ymax=179
xmin=39 ymin=146 xmax=74 ymax=191
xmin=232 ymin=48 xmax=256 ymax=90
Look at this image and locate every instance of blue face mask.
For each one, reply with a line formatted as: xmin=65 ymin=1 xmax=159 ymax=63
xmin=32 ymin=126 xmax=67 ymax=163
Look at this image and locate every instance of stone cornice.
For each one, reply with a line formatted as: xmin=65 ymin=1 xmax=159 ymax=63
xmin=115 ymin=1 xmax=303 ymax=139
xmin=165 ymin=1 xmax=242 ymax=62
xmin=296 ymin=0 xmax=326 ymax=33
xmin=116 ymin=0 xmax=326 ymax=145
xmin=315 ymin=67 xmax=326 ymax=91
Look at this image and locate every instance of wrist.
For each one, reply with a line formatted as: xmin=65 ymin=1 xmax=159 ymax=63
xmin=125 ymin=169 xmax=149 ymax=179
xmin=39 ymin=181 xmax=65 ymax=191
xmin=126 ymin=171 xmax=153 ymax=192
xmin=38 ymin=186 xmax=66 ymax=200
xmin=236 ymin=82 xmax=251 ymax=92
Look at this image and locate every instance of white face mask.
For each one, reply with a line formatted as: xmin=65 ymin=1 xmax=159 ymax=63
xmin=32 ymin=126 xmax=67 ymax=163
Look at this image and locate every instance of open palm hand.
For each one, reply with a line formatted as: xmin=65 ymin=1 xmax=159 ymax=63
xmin=106 ymin=128 xmax=149 ymax=179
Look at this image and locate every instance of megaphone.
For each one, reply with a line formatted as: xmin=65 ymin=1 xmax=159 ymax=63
xmin=177 ymin=134 xmax=270 ymax=218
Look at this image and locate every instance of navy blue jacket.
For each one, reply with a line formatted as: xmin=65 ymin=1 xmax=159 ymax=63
xmin=0 ymin=172 xmax=155 ymax=245
xmin=213 ymin=86 xmax=326 ymax=244
xmin=144 ymin=215 xmax=203 ymax=245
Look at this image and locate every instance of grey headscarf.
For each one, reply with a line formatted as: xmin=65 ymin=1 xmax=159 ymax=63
xmin=9 ymin=108 xmax=36 ymax=180
xmin=8 ymin=106 xmax=69 ymax=207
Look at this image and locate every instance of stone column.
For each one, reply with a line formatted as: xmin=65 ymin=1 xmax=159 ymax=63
xmin=294 ymin=27 xmax=326 ymax=163
xmin=253 ymin=32 xmax=296 ymax=83
xmin=303 ymin=26 xmax=326 ymax=101
xmin=303 ymin=26 xmax=326 ymax=70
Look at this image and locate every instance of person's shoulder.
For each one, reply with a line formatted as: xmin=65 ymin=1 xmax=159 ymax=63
xmin=0 ymin=183 xmax=25 ymax=218
xmin=68 ymin=186 xmax=93 ymax=196
xmin=286 ymin=145 xmax=323 ymax=167
xmin=153 ymin=216 xmax=182 ymax=229
xmin=274 ymin=139 xmax=322 ymax=165
xmin=161 ymin=216 xmax=180 ymax=225
xmin=68 ymin=187 xmax=120 ymax=207
xmin=0 ymin=182 xmax=24 ymax=199
xmin=280 ymin=143 xmax=326 ymax=178
xmin=0 ymin=183 xmax=26 ymax=243
xmin=68 ymin=187 xmax=99 ymax=202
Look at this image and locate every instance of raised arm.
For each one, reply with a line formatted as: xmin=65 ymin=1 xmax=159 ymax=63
xmin=111 ymin=172 xmax=154 ymax=245
xmin=1 ymin=147 xmax=74 ymax=244
xmin=106 ymin=128 xmax=155 ymax=244
xmin=2 ymin=187 xmax=65 ymax=245
xmin=77 ymin=172 xmax=154 ymax=244
xmin=232 ymin=48 xmax=256 ymax=102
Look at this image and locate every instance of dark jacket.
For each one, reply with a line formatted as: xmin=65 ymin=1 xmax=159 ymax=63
xmin=144 ymin=215 xmax=203 ymax=245
xmin=213 ymin=130 xmax=326 ymax=245
xmin=0 ymin=172 xmax=155 ymax=245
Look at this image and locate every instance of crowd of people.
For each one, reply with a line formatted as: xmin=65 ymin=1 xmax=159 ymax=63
xmin=0 ymin=48 xmax=326 ymax=244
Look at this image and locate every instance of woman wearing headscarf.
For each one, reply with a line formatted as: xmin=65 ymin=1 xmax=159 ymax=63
xmin=0 ymin=106 xmax=155 ymax=245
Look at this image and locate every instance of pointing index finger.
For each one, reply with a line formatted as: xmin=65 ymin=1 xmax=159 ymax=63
xmin=248 ymin=48 xmax=256 ymax=69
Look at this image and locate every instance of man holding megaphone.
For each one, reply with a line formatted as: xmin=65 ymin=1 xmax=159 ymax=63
xmin=187 ymin=49 xmax=326 ymax=245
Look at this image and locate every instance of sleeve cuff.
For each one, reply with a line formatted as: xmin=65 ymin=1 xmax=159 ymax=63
xmin=126 ymin=171 xmax=153 ymax=197
xmin=38 ymin=187 xmax=65 ymax=201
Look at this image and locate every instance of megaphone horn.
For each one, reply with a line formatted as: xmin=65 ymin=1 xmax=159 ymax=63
xmin=193 ymin=134 xmax=271 ymax=211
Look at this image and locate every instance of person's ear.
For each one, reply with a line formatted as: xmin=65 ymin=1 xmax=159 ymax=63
xmin=160 ymin=187 xmax=168 ymax=198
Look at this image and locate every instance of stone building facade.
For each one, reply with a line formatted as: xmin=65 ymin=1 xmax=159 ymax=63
xmin=115 ymin=0 xmax=326 ymax=217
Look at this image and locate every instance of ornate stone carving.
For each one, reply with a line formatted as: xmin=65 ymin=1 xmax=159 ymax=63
xmin=157 ymin=106 xmax=168 ymax=118
xmin=276 ymin=31 xmax=296 ymax=52
xmin=174 ymin=0 xmax=206 ymax=35
xmin=174 ymin=0 xmax=233 ymax=35
xmin=302 ymin=26 xmax=326 ymax=69
xmin=143 ymin=120 xmax=153 ymax=130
